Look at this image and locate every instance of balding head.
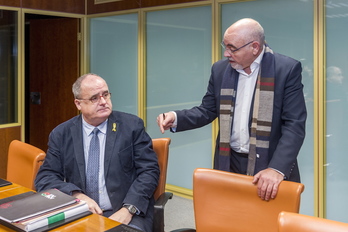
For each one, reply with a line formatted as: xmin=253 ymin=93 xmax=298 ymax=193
xmin=224 ymin=18 xmax=265 ymax=46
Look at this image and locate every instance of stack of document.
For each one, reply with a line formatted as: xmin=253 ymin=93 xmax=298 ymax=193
xmin=0 ymin=189 xmax=90 ymax=232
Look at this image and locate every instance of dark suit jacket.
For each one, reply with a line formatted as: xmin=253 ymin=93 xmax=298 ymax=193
xmin=35 ymin=111 xmax=159 ymax=232
xmin=175 ymin=53 xmax=307 ymax=182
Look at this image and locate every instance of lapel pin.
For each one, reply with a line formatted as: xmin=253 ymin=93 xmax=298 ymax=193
xmin=112 ymin=123 xmax=117 ymax=132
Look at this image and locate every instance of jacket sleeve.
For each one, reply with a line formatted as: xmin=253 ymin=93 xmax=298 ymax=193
xmin=175 ymin=60 xmax=227 ymax=131
xmin=121 ymin=117 xmax=160 ymax=215
xmin=35 ymin=126 xmax=82 ymax=195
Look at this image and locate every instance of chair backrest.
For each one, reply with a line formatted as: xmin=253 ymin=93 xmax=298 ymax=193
xmin=6 ymin=140 xmax=46 ymax=190
xmin=152 ymin=138 xmax=171 ymax=200
xmin=193 ymin=168 xmax=305 ymax=232
xmin=278 ymin=211 xmax=348 ymax=232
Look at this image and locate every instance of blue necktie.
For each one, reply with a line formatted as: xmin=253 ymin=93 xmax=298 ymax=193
xmin=86 ymin=127 xmax=100 ymax=204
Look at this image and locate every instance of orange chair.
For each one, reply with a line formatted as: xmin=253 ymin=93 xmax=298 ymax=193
xmin=278 ymin=211 xmax=348 ymax=232
xmin=152 ymin=138 xmax=173 ymax=232
xmin=176 ymin=168 xmax=304 ymax=232
xmin=6 ymin=140 xmax=46 ymax=190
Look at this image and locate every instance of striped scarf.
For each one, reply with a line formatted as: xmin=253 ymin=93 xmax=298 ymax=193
xmin=218 ymin=45 xmax=275 ymax=175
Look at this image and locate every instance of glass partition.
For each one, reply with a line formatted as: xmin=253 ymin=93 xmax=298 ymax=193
xmin=0 ymin=10 xmax=18 ymax=124
xmin=221 ymin=0 xmax=314 ymax=215
xmin=145 ymin=6 xmax=212 ymax=189
xmin=325 ymin=0 xmax=348 ymax=222
xmin=89 ymin=13 xmax=138 ymax=115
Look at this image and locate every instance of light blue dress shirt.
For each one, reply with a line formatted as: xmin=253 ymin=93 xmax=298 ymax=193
xmin=82 ymin=118 xmax=112 ymax=211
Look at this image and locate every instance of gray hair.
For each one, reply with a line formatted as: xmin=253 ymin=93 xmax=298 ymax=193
xmin=72 ymin=73 xmax=99 ymax=99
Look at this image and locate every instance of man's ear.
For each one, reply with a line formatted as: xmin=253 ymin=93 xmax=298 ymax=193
xmin=74 ymin=99 xmax=81 ymax=110
xmin=252 ymin=41 xmax=260 ymax=55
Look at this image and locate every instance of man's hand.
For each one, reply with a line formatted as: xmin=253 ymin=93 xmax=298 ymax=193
xmin=252 ymin=168 xmax=284 ymax=201
xmin=72 ymin=192 xmax=103 ymax=215
xmin=108 ymin=207 xmax=133 ymax=225
xmin=156 ymin=112 xmax=175 ymax=134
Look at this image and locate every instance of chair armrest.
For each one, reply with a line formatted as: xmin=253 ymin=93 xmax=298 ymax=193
xmin=153 ymin=192 xmax=173 ymax=232
xmin=154 ymin=192 xmax=173 ymax=210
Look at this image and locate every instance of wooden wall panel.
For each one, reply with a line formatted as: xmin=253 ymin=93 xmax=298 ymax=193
xmin=0 ymin=0 xmax=20 ymax=7
xmin=22 ymin=0 xmax=85 ymax=14
xmin=142 ymin=0 xmax=207 ymax=8
xmin=1 ymin=0 xmax=207 ymax=16
xmin=87 ymin=0 xmax=206 ymax=15
xmin=87 ymin=0 xmax=140 ymax=15
xmin=0 ymin=126 xmax=21 ymax=179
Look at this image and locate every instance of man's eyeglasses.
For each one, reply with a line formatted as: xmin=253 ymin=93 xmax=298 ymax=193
xmin=77 ymin=92 xmax=111 ymax=104
xmin=221 ymin=40 xmax=254 ymax=54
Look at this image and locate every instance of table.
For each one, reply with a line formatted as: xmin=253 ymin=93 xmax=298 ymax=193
xmin=0 ymin=183 xmax=121 ymax=231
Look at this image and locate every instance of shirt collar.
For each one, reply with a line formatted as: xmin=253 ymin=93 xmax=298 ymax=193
xmin=236 ymin=45 xmax=265 ymax=75
xmin=252 ymin=45 xmax=265 ymax=70
xmin=82 ymin=117 xmax=108 ymax=136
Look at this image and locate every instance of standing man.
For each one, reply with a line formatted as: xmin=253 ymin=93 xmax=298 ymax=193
xmin=157 ymin=18 xmax=306 ymax=201
xmin=35 ymin=73 xmax=159 ymax=232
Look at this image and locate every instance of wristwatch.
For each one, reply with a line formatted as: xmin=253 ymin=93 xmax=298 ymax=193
xmin=123 ymin=204 xmax=137 ymax=215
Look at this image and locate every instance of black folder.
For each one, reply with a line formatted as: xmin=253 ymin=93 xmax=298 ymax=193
xmin=0 ymin=178 xmax=12 ymax=187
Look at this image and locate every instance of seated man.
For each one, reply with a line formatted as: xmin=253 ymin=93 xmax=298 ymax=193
xmin=35 ymin=73 xmax=159 ymax=232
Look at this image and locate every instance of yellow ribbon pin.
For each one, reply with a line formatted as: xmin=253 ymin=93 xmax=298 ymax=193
xmin=112 ymin=123 xmax=117 ymax=132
